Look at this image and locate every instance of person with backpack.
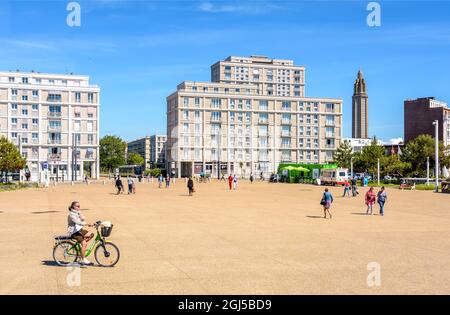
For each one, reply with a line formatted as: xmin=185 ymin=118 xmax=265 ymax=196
xmin=187 ymin=177 xmax=194 ymax=196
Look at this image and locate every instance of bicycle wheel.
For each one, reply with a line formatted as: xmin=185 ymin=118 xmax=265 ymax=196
xmin=53 ymin=241 xmax=78 ymax=266
xmin=94 ymin=241 xmax=120 ymax=267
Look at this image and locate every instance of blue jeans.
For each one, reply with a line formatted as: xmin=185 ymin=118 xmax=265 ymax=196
xmin=378 ymin=201 xmax=385 ymax=215
xmin=343 ymin=187 xmax=350 ymax=197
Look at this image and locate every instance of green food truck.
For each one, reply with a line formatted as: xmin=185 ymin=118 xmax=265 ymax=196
xmin=277 ymin=163 xmax=338 ymax=184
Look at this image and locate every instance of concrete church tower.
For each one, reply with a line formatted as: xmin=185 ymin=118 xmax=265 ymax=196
xmin=352 ymin=70 xmax=369 ymax=139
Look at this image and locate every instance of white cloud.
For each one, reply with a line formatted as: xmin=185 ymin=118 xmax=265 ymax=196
xmin=389 ymin=137 xmax=404 ymax=145
xmin=197 ymin=1 xmax=284 ymax=14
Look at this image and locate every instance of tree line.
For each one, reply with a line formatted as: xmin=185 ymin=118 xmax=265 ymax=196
xmin=333 ymin=134 xmax=450 ymax=178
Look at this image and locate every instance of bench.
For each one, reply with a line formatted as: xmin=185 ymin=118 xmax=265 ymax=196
xmin=399 ymin=183 xmax=416 ymax=190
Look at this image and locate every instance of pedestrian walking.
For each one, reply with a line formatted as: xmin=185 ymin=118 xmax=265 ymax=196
xmin=115 ymin=176 xmax=124 ymax=194
xmin=187 ymin=177 xmax=194 ymax=196
xmin=260 ymin=172 xmax=264 ymax=181
xmin=233 ymin=174 xmax=238 ymax=190
xmin=365 ymin=187 xmax=376 ymax=215
xmin=228 ymin=174 xmax=233 ymax=190
xmin=342 ymin=179 xmax=350 ymax=197
xmin=158 ymin=174 xmax=163 ymax=188
xmin=250 ymin=173 xmax=254 ymax=183
xmin=132 ymin=179 xmax=136 ymax=194
xmin=127 ymin=176 xmax=134 ymax=195
xmin=165 ymin=175 xmax=171 ymax=188
xmin=377 ymin=186 xmax=387 ymax=216
xmin=320 ymin=188 xmax=334 ymax=219
xmin=351 ymin=177 xmax=358 ymax=197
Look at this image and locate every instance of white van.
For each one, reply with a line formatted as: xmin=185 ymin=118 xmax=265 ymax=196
xmin=320 ymin=168 xmax=348 ymax=186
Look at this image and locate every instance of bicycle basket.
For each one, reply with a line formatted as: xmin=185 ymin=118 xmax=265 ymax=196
xmin=101 ymin=224 xmax=113 ymax=237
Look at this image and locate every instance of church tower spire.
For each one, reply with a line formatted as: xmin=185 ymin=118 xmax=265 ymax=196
xmin=352 ymin=70 xmax=369 ymax=138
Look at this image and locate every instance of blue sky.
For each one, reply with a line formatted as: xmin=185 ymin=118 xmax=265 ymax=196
xmin=1 ymin=0 xmax=450 ymax=143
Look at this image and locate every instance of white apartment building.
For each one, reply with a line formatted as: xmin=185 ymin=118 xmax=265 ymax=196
xmin=127 ymin=135 xmax=167 ymax=169
xmin=0 ymin=71 xmax=100 ymax=182
xmin=167 ymin=56 xmax=343 ymax=178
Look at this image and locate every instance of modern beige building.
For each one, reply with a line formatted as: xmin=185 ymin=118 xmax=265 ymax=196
xmin=167 ymin=56 xmax=343 ymax=178
xmin=128 ymin=135 xmax=167 ymax=169
xmin=352 ymin=70 xmax=369 ymax=139
xmin=0 ymin=71 xmax=100 ymax=181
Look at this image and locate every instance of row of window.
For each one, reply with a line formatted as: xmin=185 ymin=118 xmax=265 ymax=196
xmin=10 ymin=90 xmax=95 ymax=103
xmin=181 ymin=98 xmax=336 ymax=112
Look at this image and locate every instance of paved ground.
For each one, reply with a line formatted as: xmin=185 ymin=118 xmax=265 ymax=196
xmin=0 ymin=179 xmax=449 ymax=294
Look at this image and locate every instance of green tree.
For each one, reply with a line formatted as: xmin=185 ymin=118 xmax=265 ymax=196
xmin=99 ymin=135 xmax=126 ymax=172
xmin=333 ymin=140 xmax=353 ymax=168
xmin=401 ymin=134 xmax=449 ymax=177
xmin=0 ymin=137 xmax=27 ymax=182
xmin=127 ymin=152 xmax=144 ymax=166
xmin=383 ymin=154 xmax=410 ymax=177
xmin=353 ymin=137 xmax=386 ymax=175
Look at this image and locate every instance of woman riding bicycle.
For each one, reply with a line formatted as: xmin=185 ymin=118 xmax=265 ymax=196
xmin=67 ymin=201 xmax=94 ymax=265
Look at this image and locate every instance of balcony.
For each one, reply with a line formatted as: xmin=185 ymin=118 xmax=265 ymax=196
xmin=48 ymin=153 xmax=61 ymax=161
xmin=281 ymin=143 xmax=291 ymax=149
xmin=281 ymin=120 xmax=291 ymax=125
xmin=281 ymin=131 xmax=291 ymax=137
xmin=258 ymin=119 xmax=269 ymax=124
xmin=48 ymin=126 xmax=62 ymax=132
xmin=210 ymin=118 xmax=222 ymax=123
xmin=281 ymin=156 xmax=292 ymax=162
xmin=48 ymin=112 xmax=62 ymax=118
xmin=48 ymin=139 xmax=62 ymax=145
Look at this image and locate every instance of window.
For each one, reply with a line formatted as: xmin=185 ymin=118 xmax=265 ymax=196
xmin=11 ymin=118 xmax=18 ymax=124
xmin=74 ymin=112 xmax=81 ymax=118
xmin=282 ymin=101 xmax=291 ymax=111
xmin=259 ymin=113 xmax=268 ymax=123
xmin=326 ymin=103 xmax=335 ymax=113
xmin=11 ymin=89 xmax=18 ymax=96
xmin=88 ymin=134 xmax=94 ymax=144
xmin=194 ymin=111 xmax=201 ymax=121
xmin=194 ymin=123 xmax=201 ymax=134
xmin=192 ymin=86 xmax=197 ymax=91
xmin=314 ymin=139 xmax=319 ymax=148
xmin=326 ymin=115 xmax=335 ymax=125
xmin=49 ymin=105 xmax=61 ymax=113
xmin=195 ymin=149 xmax=201 ymax=160
xmin=47 ymin=94 xmax=61 ymax=102
xmin=22 ymin=95 xmax=28 ymax=101
xmin=314 ymin=115 xmax=318 ymax=124
xmin=314 ymin=103 xmax=319 ymax=112
xmin=211 ymin=111 xmax=221 ymax=122
xmin=259 ymin=101 xmax=269 ymax=110
xmin=87 ymin=121 xmax=93 ymax=132
xmin=49 ymin=120 xmax=61 ymax=129
xmin=203 ymin=87 xmax=208 ymax=92
xmin=32 ymin=133 xmax=38 ymax=139
xmin=88 ymin=93 xmax=94 ymax=103
xmin=74 ymin=120 xmax=81 ymax=131
xmin=194 ymin=98 xmax=200 ymax=107
xmin=183 ymin=97 xmax=189 ymax=106
xmin=183 ymin=123 xmax=189 ymax=133
xmin=75 ymin=133 xmax=81 ymax=144
xmin=49 ymin=79 xmax=55 ymax=84
xmin=282 ymin=113 xmax=291 ymax=124
xmin=9 ymin=77 xmax=15 ymax=83
xmin=11 ymin=132 xmax=17 ymax=138
xmin=211 ymin=98 xmax=221 ymax=108
xmin=32 ymin=104 xmax=38 ymax=111
xmin=32 ymin=90 xmax=39 ymax=98
xmin=11 ymin=104 xmax=18 ymax=110
xmin=22 ymin=77 xmax=29 ymax=84
xmin=314 ymin=126 xmax=319 ymax=136
xmin=22 ymin=123 xmax=28 ymax=129
xmin=35 ymin=78 xmax=41 ymax=84
xmin=32 ymin=118 xmax=38 ymax=125
xmin=298 ymin=114 xmax=304 ymax=123
xmin=22 ymin=137 xmax=28 ymax=144
xmin=326 ymin=127 xmax=335 ymax=137
xmin=22 ymin=109 xmax=28 ymax=115
xmin=195 ymin=137 xmax=201 ymax=146
xmin=88 ymin=113 xmax=93 ymax=118
xmin=246 ymin=99 xmax=251 ymax=109
xmin=75 ymin=92 xmax=81 ymax=102
xmin=299 ymin=126 xmax=304 ymax=136
xmin=183 ymin=110 xmax=189 ymax=120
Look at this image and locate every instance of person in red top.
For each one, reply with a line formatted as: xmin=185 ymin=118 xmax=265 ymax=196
xmin=342 ymin=179 xmax=351 ymax=197
xmin=365 ymin=187 xmax=376 ymax=215
xmin=228 ymin=174 xmax=233 ymax=190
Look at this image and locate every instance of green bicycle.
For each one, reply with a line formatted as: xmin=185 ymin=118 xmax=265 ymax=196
xmin=53 ymin=221 xmax=120 ymax=267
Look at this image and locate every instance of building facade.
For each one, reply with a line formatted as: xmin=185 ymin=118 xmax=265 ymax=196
xmin=128 ymin=135 xmax=167 ymax=169
xmin=150 ymin=135 xmax=166 ymax=169
xmin=404 ymin=97 xmax=450 ymax=146
xmin=0 ymin=71 xmax=100 ymax=182
xmin=167 ymin=56 xmax=343 ymax=178
xmin=352 ymin=70 xmax=369 ymax=139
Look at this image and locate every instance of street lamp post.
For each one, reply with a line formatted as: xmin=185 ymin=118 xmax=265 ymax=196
xmin=350 ymin=157 xmax=354 ymax=179
xmin=433 ymin=120 xmax=439 ymax=192
xmin=426 ymin=156 xmax=430 ymax=186
xmin=377 ymin=158 xmax=380 ymax=186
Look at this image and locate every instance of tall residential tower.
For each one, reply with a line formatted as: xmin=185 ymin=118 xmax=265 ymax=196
xmin=166 ymin=55 xmax=343 ymax=178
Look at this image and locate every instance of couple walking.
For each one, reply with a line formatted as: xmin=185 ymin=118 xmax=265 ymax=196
xmin=365 ymin=186 xmax=388 ymax=216
xmin=228 ymin=174 xmax=238 ymax=190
